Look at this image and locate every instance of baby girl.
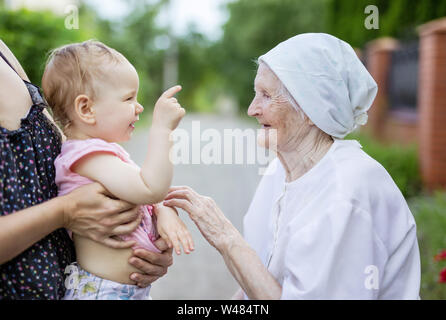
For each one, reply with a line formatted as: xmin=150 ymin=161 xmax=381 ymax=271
xmin=42 ymin=40 xmax=193 ymax=300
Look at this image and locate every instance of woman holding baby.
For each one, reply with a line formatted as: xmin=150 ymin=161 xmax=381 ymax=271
xmin=0 ymin=39 xmax=175 ymax=299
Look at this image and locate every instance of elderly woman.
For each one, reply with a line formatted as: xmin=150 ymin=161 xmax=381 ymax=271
xmin=164 ymin=33 xmax=420 ymax=299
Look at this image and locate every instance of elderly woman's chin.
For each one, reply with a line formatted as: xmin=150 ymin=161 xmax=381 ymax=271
xmin=257 ymin=127 xmax=278 ymax=150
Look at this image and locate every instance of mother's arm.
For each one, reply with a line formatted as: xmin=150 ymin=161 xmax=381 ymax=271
xmin=0 ymin=39 xmax=29 ymax=82
xmin=164 ymin=186 xmax=282 ymax=300
xmin=0 ymin=183 xmax=142 ymax=264
xmin=0 ymin=39 xmax=66 ymax=140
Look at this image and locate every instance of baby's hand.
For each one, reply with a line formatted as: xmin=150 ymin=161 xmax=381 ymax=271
xmin=154 ymin=203 xmax=194 ymax=255
xmin=152 ymin=85 xmax=185 ymax=131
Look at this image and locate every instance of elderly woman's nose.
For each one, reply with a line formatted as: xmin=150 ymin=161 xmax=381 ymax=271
xmin=247 ymin=99 xmax=262 ymax=117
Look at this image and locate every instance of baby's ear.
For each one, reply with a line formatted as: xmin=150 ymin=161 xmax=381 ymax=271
xmin=74 ymin=94 xmax=95 ymax=125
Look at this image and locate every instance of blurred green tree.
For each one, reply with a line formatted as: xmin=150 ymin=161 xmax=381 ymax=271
xmin=0 ymin=1 xmax=168 ymax=114
xmin=0 ymin=7 xmax=95 ymax=85
xmin=327 ymin=0 xmax=446 ymax=47
xmin=214 ymin=0 xmax=329 ymax=113
xmin=98 ymin=1 xmax=166 ymax=112
xmin=213 ymin=0 xmax=446 ymax=113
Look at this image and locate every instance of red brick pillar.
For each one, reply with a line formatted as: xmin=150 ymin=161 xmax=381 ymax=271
xmin=364 ymin=38 xmax=399 ymax=140
xmin=418 ymin=18 xmax=446 ymax=191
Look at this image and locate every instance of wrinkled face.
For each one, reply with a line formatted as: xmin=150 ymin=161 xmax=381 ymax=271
xmin=247 ymin=63 xmax=309 ymax=151
xmin=91 ymin=60 xmax=144 ymax=142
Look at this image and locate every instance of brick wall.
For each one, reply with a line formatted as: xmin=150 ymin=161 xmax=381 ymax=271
xmin=364 ymin=18 xmax=446 ymax=191
xmin=364 ymin=38 xmax=400 ymax=141
xmin=364 ymin=37 xmax=419 ymax=145
xmin=417 ymin=18 xmax=446 ymax=190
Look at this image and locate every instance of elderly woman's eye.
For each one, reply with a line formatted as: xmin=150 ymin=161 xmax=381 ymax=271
xmin=263 ymin=92 xmax=271 ymax=99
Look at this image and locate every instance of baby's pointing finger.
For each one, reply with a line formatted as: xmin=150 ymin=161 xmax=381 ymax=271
xmin=162 ymin=85 xmax=182 ymax=99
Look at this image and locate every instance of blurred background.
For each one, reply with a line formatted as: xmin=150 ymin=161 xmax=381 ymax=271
xmin=1 ymin=0 xmax=445 ymax=299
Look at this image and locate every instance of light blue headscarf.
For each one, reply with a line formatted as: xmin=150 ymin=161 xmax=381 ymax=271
xmin=259 ymin=33 xmax=378 ymax=139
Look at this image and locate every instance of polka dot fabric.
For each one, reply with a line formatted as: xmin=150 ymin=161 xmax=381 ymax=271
xmin=0 ymin=79 xmax=75 ymax=300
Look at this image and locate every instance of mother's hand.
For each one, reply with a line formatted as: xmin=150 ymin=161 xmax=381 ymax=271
xmin=62 ymin=182 xmax=142 ymax=249
xmin=163 ymin=186 xmax=240 ymax=252
xmin=128 ymin=238 xmax=173 ymax=288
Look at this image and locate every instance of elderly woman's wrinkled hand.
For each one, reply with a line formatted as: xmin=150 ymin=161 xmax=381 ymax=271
xmin=163 ymin=186 xmax=241 ymax=252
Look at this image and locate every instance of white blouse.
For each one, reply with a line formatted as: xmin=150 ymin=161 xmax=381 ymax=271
xmin=243 ymin=139 xmax=420 ymax=299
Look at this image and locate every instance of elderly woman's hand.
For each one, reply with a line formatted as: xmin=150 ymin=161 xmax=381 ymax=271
xmin=164 ymin=186 xmax=282 ymax=300
xmin=163 ymin=186 xmax=241 ymax=252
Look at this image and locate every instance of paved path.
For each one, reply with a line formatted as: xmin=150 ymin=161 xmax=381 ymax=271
xmin=122 ymin=114 xmax=265 ymax=299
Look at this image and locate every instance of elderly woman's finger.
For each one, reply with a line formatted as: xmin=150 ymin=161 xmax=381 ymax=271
xmin=165 ymin=190 xmax=203 ymax=206
xmin=164 ymin=189 xmax=192 ymax=201
xmin=168 ymin=185 xmax=197 ymax=194
xmin=168 ymin=185 xmax=188 ymax=191
xmin=163 ymin=198 xmax=194 ymax=215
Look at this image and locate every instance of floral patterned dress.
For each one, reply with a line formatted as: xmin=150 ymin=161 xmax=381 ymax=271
xmin=0 ymin=51 xmax=75 ymax=299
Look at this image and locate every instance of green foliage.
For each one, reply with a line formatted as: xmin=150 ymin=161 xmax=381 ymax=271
xmin=215 ymin=0 xmax=446 ymax=112
xmin=176 ymin=31 xmax=222 ymax=113
xmin=98 ymin=2 xmax=166 ymax=114
xmin=409 ymin=192 xmax=446 ymax=299
xmin=3 ymin=0 xmax=445 ymax=117
xmin=214 ymin=0 xmax=329 ymax=112
xmin=0 ymin=2 xmax=168 ymax=120
xmin=327 ymin=0 xmax=446 ymax=47
xmin=0 ymin=7 xmax=95 ymax=85
xmin=346 ymin=132 xmax=422 ymax=198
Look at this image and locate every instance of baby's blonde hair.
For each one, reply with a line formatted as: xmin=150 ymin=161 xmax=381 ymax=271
xmin=42 ymin=40 xmax=125 ymax=131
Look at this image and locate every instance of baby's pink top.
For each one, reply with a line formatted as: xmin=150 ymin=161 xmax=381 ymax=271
xmin=54 ymin=138 xmax=161 ymax=253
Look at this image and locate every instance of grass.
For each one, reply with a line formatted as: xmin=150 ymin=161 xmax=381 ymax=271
xmin=409 ymin=191 xmax=446 ymax=299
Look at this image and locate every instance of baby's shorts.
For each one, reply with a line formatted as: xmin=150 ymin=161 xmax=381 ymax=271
xmin=62 ymin=262 xmax=151 ymax=300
